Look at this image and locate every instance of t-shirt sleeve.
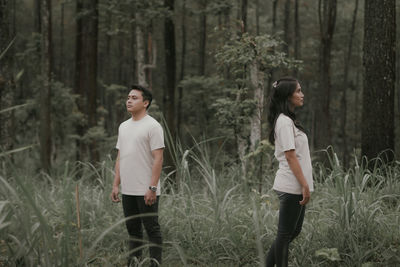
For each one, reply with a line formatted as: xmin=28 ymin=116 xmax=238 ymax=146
xmin=149 ymin=124 xmax=165 ymax=151
xmin=275 ymin=121 xmax=295 ymax=152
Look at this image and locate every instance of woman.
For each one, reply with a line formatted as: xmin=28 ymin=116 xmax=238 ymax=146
xmin=266 ymin=77 xmax=314 ymax=267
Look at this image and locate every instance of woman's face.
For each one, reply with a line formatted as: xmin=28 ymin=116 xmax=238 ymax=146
xmin=288 ymin=82 xmax=304 ymax=109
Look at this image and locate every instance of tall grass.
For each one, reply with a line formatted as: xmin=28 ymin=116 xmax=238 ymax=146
xmin=0 ymin=145 xmax=399 ymax=266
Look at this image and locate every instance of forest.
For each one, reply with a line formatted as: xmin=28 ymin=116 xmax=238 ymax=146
xmin=0 ymin=0 xmax=399 ymax=266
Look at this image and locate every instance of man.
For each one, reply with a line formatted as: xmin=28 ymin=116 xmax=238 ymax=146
xmin=111 ymin=85 xmax=164 ymax=266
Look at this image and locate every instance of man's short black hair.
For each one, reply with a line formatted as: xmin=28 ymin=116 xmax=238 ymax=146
xmin=131 ymin=84 xmax=152 ymax=110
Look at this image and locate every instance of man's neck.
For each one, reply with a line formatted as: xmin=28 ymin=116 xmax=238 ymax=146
xmin=131 ymin=110 xmax=147 ymax=121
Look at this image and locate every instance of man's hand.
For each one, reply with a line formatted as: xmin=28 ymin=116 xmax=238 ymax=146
xmin=299 ymin=185 xmax=310 ymax=206
xmin=144 ymin=189 xmax=157 ymax=206
xmin=111 ymin=185 xmax=120 ymax=203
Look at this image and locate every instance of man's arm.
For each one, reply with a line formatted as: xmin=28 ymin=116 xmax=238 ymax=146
xmin=144 ymin=148 xmax=164 ymax=206
xmin=285 ymin=149 xmax=310 ymax=205
xmin=111 ymin=150 xmax=121 ymax=202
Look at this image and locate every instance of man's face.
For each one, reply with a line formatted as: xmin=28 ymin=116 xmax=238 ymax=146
xmin=126 ymin=90 xmax=148 ymax=113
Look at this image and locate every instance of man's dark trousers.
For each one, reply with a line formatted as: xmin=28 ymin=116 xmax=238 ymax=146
xmin=122 ymin=195 xmax=162 ymax=266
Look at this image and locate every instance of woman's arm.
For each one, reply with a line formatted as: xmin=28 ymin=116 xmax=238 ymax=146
xmin=284 ymin=150 xmax=310 ymax=205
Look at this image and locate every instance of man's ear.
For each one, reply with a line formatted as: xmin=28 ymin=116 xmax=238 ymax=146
xmin=144 ymin=100 xmax=149 ymax=108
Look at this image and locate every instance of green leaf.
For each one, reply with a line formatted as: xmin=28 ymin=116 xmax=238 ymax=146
xmin=15 ymin=69 xmax=24 ymax=82
xmin=0 ymin=102 xmax=34 ymax=114
xmin=0 ymin=37 xmax=16 ymax=61
xmin=0 ymin=144 xmax=37 ymax=157
xmin=315 ymin=248 xmax=341 ymax=262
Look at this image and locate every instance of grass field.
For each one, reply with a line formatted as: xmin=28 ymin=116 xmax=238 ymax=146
xmin=0 ymin=145 xmax=399 ymax=266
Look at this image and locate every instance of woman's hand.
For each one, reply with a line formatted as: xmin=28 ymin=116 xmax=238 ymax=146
xmin=299 ymin=185 xmax=310 ymax=205
xmin=111 ymin=185 xmax=120 ymax=203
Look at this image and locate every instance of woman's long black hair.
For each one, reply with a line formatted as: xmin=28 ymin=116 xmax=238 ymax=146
xmin=268 ymin=77 xmax=306 ymax=145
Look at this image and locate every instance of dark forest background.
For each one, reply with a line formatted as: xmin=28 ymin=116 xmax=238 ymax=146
xmin=1 ymin=1 xmax=400 ymax=266
xmin=0 ymin=0 xmax=398 ymax=173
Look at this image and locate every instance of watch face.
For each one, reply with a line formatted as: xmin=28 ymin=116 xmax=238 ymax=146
xmin=150 ymin=186 xmax=157 ymax=192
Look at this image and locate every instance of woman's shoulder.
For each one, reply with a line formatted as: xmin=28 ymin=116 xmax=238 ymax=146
xmin=276 ymin=113 xmax=294 ymax=126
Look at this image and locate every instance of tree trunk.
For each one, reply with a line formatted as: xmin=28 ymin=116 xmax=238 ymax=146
xmin=104 ymin=1 xmax=113 ymax=136
xmin=354 ymin=68 xmax=361 ymax=140
xmin=237 ymin=133 xmax=247 ymax=175
xmin=314 ymin=0 xmax=337 ymax=152
xmin=266 ymin=0 xmax=279 ymax=119
xmin=0 ymin=0 xmax=14 ymax=156
xmin=362 ymin=0 xmax=395 ymax=163
xmin=293 ymin=0 xmax=301 ymax=76
xmin=40 ymin=0 xmax=52 ymax=172
xmin=283 ymin=0 xmax=290 ymax=55
xmin=135 ymin=14 xmax=156 ymax=87
xmin=146 ymin=29 xmax=153 ymax=91
xmin=118 ymin=20 xmax=125 ymax=85
xmin=164 ymin=0 xmax=177 ymax=176
xmin=235 ymin=90 xmax=248 ymax=175
xmin=255 ymin=0 xmax=260 ymax=35
xmin=241 ymin=0 xmax=247 ymax=32
xmin=340 ymin=0 xmax=358 ymax=167
xmin=136 ymin=14 xmax=147 ymax=86
xmin=85 ymin=0 xmax=99 ymax=163
xmin=272 ymin=0 xmax=279 ymax=34
xmin=249 ymin=57 xmax=265 ymax=192
xmin=249 ymin=61 xmax=264 ymax=150
xmin=177 ymin=0 xmax=186 ymax=137
xmin=58 ymin=1 xmax=64 ymax=82
xmin=198 ymin=0 xmax=207 ymax=75
xmin=130 ymin=10 xmax=136 ymax=85
xmin=74 ymin=0 xmax=85 ymax=161
xmin=75 ymin=0 xmax=99 ymax=163
xmin=34 ymin=0 xmax=41 ymax=33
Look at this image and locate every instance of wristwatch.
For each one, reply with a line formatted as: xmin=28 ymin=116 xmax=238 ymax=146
xmin=149 ymin=186 xmax=157 ymax=192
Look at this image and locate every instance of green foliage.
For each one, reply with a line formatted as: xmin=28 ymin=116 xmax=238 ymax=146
xmin=51 ymin=81 xmax=81 ymax=137
xmin=98 ymin=0 xmax=170 ymax=31
xmin=211 ymin=33 xmax=301 ymax=152
xmin=15 ymin=33 xmax=41 ymax=75
xmin=206 ymin=0 xmax=233 ymax=15
xmin=0 ymin=146 xmax=399 ymax=266
xmin=0 ymin=145 xmax=37 ymax=158
xmin=315 ymin=247 xmax=341 ymax=262
xmin=213 ymin=90 xmax=255 ymax=129
xmin=0 ymin=103 xmax=33 ymax=115
xmin=0 ymin=37 xmax=15 ymax=61
xmin=215 ymin=33 xmax=301 ymax=80
xmin=244 ymin=139 xmax=274 ymax=160
xmin=81 ymin=126 xmax=107 ymax=145
xmin=178 ymin=76 xmax=225 ymax=138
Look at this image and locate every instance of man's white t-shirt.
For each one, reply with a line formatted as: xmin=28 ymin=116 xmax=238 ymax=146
xmin=273 ymin=113 xmax=314 ymax=195
xmin=116 ymin=115 xmax=165 ymax=196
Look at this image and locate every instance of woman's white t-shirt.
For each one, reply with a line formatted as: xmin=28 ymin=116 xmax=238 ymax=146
xmin=273 ymin=113 xmax=313 ymax=194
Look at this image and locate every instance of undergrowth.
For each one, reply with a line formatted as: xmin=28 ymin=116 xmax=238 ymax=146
xmin=0 ymin=144 xmax=399 ymax=266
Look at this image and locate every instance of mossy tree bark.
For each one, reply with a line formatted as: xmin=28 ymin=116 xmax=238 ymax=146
xmin=40 ymin=0 xmax=52 ymax=172
xmin=75 ymin=0 xmax=99 ymax=163
xmin=362 ymin=0 xmax=396 ymax=162
xmin=314 ymin=0 xmax=337 ymax=153
xmin=0 ymin=0 xmax=15 ymax=157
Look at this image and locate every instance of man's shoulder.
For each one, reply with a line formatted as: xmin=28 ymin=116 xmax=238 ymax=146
xmin=119 ymin=118 xmax=132 ymax=128
xmin=145 ymin=115 xmax=163 ymax=129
